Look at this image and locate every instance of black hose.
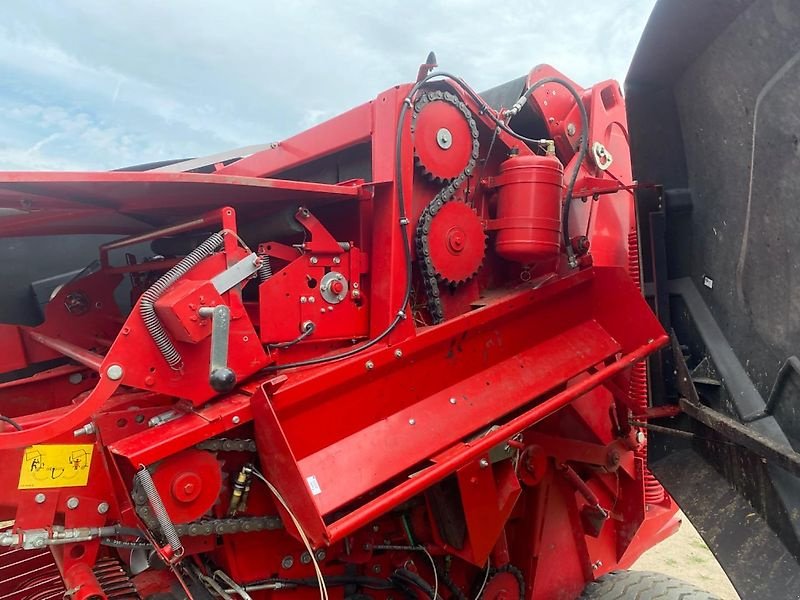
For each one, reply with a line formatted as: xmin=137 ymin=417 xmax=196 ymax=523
xmin=0 ymin=415 xmax=22 ymax=431
xmin=391 ymin=568 xmax=441 ymax=600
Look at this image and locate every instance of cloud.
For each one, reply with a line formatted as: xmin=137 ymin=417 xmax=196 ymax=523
xmin=0 ymin=1 xmax=656 ymax=171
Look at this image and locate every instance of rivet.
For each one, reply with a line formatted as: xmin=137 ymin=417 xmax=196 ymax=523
xmin=106 ymin=364 xmax=123 ymax=381
xmin=365 ymin=360 xmax=374 ymax=370
xmin=409 ymin=418 xmax=416 ymax=425
xmin=232 ymin=416 xmax=241 ymax=424
xmin=66 ymin=497 xmax=80 ymax=510
xmin=449 ymin=397 xmax=457 ymax=405
xmin=97 ymin=502 xmax=110 ymax=514
xmin=34 ymin=493 xmax=46 ymax=504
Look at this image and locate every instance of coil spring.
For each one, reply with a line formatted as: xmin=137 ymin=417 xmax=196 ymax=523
xmin=135 ymin=467 xmax=183 ymax=558
xmin=258 ymin=254 xmax=273 ymax=282
xmin=627 ymin=229 xmax=666 ymax=505
xmin=93 ymin=557 xmax=141 ymax=599
xmin=139 ymin=232 xmax=225 ymax=369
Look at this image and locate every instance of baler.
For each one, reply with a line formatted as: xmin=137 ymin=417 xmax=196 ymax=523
xmin=2 ymin=2 xmax=800 ymax=599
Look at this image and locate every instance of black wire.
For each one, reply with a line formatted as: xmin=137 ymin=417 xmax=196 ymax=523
xmin=392 ymin=568 xmax=442 ymax=600
xmin=267 ymin=322 xmax=316 ymax=349
xmin=0 ymin=415 xmax=22 ymax=431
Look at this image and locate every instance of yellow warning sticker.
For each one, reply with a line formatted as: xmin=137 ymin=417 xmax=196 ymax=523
xmin=17 ymin=444 xmax=94 ymax=489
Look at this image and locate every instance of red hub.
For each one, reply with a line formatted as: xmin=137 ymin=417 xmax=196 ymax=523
xmin=413 ymin=99 xmax=472 ymax=181
xmin=427 ymin=201 xmax=486 ymax=284
xmin=151 ymin=449 xmax=222 ymax=523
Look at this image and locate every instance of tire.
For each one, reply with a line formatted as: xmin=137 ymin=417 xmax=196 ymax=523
xmin=579 ymin=570 xmax=721 ymax=599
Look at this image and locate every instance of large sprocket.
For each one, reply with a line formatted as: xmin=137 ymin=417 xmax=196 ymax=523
xmin=426 ymin=201 xmax=486 ymax=285
xmin=412 ymin=95 xmax=474 ymax=182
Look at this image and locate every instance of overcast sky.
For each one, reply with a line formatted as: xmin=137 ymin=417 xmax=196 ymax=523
xmin=0 ymin=1 xmax=656 ymax=171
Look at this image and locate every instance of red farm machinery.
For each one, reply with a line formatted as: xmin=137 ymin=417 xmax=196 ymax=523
xmin=3 ymin=2 xmax=800 ymax=599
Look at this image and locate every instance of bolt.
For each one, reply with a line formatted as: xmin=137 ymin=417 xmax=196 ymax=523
xmin=315 ymin=549 xmax=326 ymax=561
xmin=34 ymin=493 xmax=46 ymax=504
xmin=567 ymin=122 xmax=576 ymax=136
xmin=310 ymin=257 xmax=319 ymax=265
xmin=97 ymin=502 xmax=110 ymax=514
xmin=449 ymin=397 xmax=457 ymax=405
xmin=636 ymin=430 xmax=646 ymax=444
xmin=68 ymin=373 xmax=83 ymax=385
xmin=372 ymin=525 xmax=380 ymax=532
xmin=300 ymin=552 xmax=312 ymax=565
xmin=409 ymin=418 xmax=416 ymax=425
xmin=300 ymin=296 xmax=307 ymax=304
xmin=373 ymin=564 xmax=381 ymax=574
xmin=73 ymin=422 xmax=96 ymax=437
xmin=106 ymin=364 xmax=123 ymax=381
xmin=281 ymin=555 xmax=294 ymax=569
xmin=309 ymin=296 xmax=316 ymax=304
xmin=365 ymin=360 xmax=374 ymax=370
xmin=232 ymin=416 xmax=241 ymax=424
xmin=333 ymin=257 xmax=341 ymax=264
xmin=479 ymin=458 xmax=490 ymax=469
xmin=66 ymin=497 xmax=80 ymax=510
xmin=394 ymin=349 xmax=403 ymax=359
xmin=592 ymin=560 xmax=603 ymax=570
xmin=35 ymin=538 xmax=45 ymax=548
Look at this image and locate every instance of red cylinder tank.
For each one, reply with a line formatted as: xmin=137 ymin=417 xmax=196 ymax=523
xmin=494 ymin=153 xmax=564 ymax=264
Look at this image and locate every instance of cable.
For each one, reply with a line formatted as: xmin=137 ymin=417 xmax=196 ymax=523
xmin=251 ymin=468 xmax=328 ymax=600
xmin=473 ymin=557 xmax=491 ymax=600
xmin=372 ymin=544 xmax=438 ymax=600
xmin=267 ymin=322 xmax=315 ymax=350
xmin=0 ymin=415 xmax=22 ymax=431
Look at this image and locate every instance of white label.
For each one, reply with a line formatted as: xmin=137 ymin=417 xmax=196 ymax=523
xmin=703 ymin=276 xmax=714 ymax=289
xmin=306 ymin=475 xmax=322 ymax=496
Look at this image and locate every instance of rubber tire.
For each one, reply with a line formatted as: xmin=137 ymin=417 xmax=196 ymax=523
xmin=579 ymin=570 xmax=721 ymax=599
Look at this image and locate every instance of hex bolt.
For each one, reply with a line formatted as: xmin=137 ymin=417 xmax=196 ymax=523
xmin=333 ymin=257 xmax=341 ymax=264
xmin=281 ymin=555 xmax=294 ymax=569
xmin=479 ymin=458 xmax=490 ymax=469
xmin=449 ymin=397 xmax=457 ymax=405
xmin=310 ymin=257 xmax=319 ymax=265
xmin=34 ymin=493 xmax=46 ymax=504
xmin=315 ymin=549 xmax=327 ymax=561
xmin=409 ymin=418 xmax=416 ymax=425
xmin=365 ymin=360 xmax=374 ymax=370
xmin=97 ymin=502 xmax=110 ymax=514
xmin=394 ymin=349 xmax=403 ymax=359
xmin=106 ymin=364 xmax=123 ymax=381
xmin=300 ymin=296 xmax=307 ymax=304
xmin=66 ymin=497 xmax=80 ymax=510
xmin=300 ymin=552 xmax=312 ymax=565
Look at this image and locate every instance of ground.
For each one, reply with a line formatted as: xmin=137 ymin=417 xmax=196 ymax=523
xmin=632 ymin=511 xmax=740 ymax=599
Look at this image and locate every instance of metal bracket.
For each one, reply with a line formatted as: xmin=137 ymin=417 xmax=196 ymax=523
xmin=212 ymin=253 xmax=260 ymax=294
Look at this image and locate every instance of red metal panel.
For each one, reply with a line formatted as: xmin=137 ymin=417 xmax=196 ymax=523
xmin=299 ymin=319 xmax=620 ymax=516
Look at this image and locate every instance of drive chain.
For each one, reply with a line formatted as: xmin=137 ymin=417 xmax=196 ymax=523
xmin=412 ymin=89 xmax=480 ymax=324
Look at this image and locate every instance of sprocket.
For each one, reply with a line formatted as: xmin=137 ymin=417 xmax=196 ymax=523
xmin=412 ymin=95 xmax=475 ymax=182
xmin=426 ymin=201 xmax=486 ymax=285
xmin=479 ymin=568 xmax=525 ymax=600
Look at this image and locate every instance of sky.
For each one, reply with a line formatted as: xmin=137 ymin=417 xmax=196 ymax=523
xmin=0 ymin=1 xmax=657 ymax=171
